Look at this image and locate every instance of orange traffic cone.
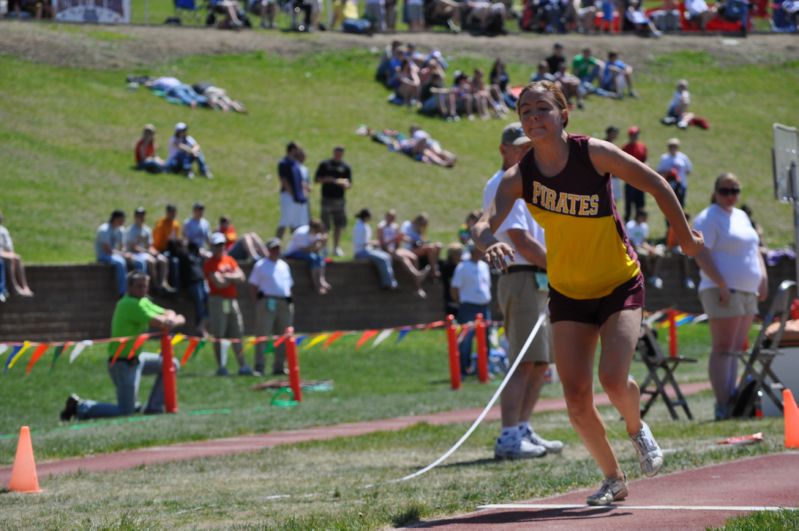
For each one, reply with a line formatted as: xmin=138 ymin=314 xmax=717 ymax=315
xmin=7 ymin=426 xmax=41 ymax=493
xmin=785 ymin=389 xmax=799 ymax=450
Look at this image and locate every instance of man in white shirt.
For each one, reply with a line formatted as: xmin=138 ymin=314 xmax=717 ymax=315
xmin=451 ymin=246 xmax=491 ymax=379
xmin=249 ymin=238 xmax=295 ymax=375
xmin=656 ymin=137 xmax=692 ymax=206
xmin=476 ymin=122 xmax=563 ymax=460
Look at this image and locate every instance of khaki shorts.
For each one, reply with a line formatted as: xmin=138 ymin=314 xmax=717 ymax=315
xmin=208 ymin=295 xmax=244 ymax=339
xmin=497 ymin=272 xmax=551 ymax=364
xmin=699 ymin=288 xmax=758 ymax=320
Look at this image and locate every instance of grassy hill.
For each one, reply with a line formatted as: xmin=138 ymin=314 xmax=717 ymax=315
xmin=0 ymin=23 xmax=798 ymax=263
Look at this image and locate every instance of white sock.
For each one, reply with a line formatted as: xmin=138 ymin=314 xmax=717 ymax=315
xmin=517 ymin=421 xmax=532 ymax=434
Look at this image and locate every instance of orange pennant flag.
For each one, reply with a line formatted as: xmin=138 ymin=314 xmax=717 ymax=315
xmin=127 ymin=334 xmax=151 ymax=360
xmin=355 ymin=330 xmax=378 ymax=350
xmin=180 ymin=337 xmax=200 ymax=365
xmin=25 ymin=343 xmax=50 ymax=375
xmin=324 ymin=331 xmax=345 ymax=349
xmin=109 ymin=338 xmax=128 ymax=367
xmin=273 ymin=335 xmax=287 ymax=348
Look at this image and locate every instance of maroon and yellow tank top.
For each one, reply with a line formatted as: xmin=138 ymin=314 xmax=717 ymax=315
xmin=521 ymin=134 xmax=639 ymax=299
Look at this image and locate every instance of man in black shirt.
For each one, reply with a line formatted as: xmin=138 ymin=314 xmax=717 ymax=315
xmin=545 ymin=42 xmax=566 ymax=75
xmin=314 ymin=146 xmax=352 ymax=257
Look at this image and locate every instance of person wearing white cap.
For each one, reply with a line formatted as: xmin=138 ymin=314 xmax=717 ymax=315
xmin=166 ymin=122 xmax=212 ymax=179
xmin=475 ymin=122 xmax=563 ymax=460
xmin=205 ymin=232 xmax=254 ymax=376
xmin=661 ymin=79 xmax=694 ymax=129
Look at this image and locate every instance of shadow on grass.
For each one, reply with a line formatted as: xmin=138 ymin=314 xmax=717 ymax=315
xmin=410 ymin=507 xmax=627 ymax=527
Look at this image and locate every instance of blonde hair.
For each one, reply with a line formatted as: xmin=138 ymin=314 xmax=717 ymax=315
xmin=710 ymin=172 xmax=741 ymax=204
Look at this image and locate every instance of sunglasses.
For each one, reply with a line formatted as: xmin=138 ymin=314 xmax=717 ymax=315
xmin=717 ymin=187 xmax=741 ymax=196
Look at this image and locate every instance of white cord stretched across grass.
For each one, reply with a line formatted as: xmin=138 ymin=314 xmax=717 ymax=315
xmin=391 ymin=312 xmax=547 ymax=484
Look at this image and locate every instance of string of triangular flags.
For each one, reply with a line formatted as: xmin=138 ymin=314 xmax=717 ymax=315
xmin=0 ymin=319 xmax=453 ymax=375
xmin=0 ymin=309 xmax=712 ymax=375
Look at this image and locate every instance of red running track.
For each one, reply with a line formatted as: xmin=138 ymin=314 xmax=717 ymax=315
xmin=0 ymin=381 xmax=710 ymax=483
xmin=409 ymin=453 xmax=799 ymax=530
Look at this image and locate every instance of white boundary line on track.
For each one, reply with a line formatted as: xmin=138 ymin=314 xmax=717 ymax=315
xmin=477 ymin=503 xmax=798 ymax=512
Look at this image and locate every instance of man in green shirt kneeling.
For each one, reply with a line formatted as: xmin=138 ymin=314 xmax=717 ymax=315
xmin=60 ymin=272 xmax=186 ymax=421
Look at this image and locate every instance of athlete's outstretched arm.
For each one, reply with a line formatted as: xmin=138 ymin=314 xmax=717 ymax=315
xmin=588 ymin=138 xmax=704 ymax=256
xmin=472 ymin=164 xmax=524 ymax=270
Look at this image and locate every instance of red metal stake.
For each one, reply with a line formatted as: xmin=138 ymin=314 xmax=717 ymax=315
xmin=446 ymin=315 xmax=461 ymax=390
xmin=668 ymin=310 xmax=678 ymax=358
xmin=476 ymin=313 xmax=489 ymax=383
xmin=285 ymin=327 xmax=302 ymax=402
xmin=161 ymin=329 xmax=178 ymax=413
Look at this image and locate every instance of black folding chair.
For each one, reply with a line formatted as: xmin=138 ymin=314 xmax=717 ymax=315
xmin=637 ymin=322 xmax=697 ymax=420
xmin=732 ymin=280 xmax=797 ymax=417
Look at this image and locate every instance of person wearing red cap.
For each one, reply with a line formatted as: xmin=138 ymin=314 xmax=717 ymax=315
xmin=621 ymin=126 xmax=648 ymax=222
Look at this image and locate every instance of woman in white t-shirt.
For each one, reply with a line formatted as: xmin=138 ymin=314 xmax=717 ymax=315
xmin=693 ymin=173 xmax=767 ymax=420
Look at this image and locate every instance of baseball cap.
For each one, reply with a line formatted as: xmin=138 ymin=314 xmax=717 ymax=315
xmin=501 ymin=122 xmax=530 ymax=146
xmin=266 ymin=238 xmax=282 ymax=250
xmin=667 ymin=137 xmax=681 ymax=146
xmin=628 ymin=126 xmax=640 ymax=136
xmin=143 ymin=124 xmax=155 ymax=133
xmin=134 ymin=206 xmax=146 ymax=215
xmin=192 ymin=202 xmax=205 ymax=210
xmin=175 ymin=122 xmax=187 ymax=132
xmin=211 ymin=232 xmax=226 ymax=246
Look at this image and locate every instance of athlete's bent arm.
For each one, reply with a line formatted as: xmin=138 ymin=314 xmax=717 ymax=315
xmin=472 ymin=165 xmax=524 ymax=270
xmin=507 ymin=229 xmax=547 ymax=270
xmin=588 ymin=138 xmax=704 ymax=256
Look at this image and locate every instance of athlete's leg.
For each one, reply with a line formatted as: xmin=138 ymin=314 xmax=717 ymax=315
xmin=597 ymin=307 xmax=643 ymax=436
xmin=554 ymin=321 xmax=623 ymax=479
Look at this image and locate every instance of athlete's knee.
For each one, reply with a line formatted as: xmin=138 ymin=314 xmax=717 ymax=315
xmin=598 ymin=370 xmax=630 ymax=397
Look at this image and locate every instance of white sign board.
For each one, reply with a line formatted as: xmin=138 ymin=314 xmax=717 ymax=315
xmin=52 ymin=0 xmax=131 ymax=24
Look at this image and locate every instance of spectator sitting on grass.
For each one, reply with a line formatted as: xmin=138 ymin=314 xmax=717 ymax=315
xmin=392 ymin=58 xmax=421 ymax=106
xmin=571 ymin=47 xmax=613 ymax=98
xmin=419 ymin=70 xmax=457 ymax=119
xmin=661 ymin=79 xmax=704 ymax=130
xmin=489 ymin=58 xmax=517 ymax=111
xmin=167 ymin=123 xmax=212 ymax=179
xmin=0 ymin=210 xmax=33 ymax=299
xmin=217 ymin=215 xmax=267 ymax=263
xmin=134 ymin=124 xmax=166 ymax=174
xmin=59 ymin=272 xmax=185 ymax=422
xmin=285 ymin=219 xmax=332 ymax=295
xmin=626 ymin=209 xmax=665 ymax=289
xmin=95 ymin=209 xmax=130 ymax=297
xmin=125 ymin=207 xmax=173 ymax=295
xmin=530 ymin=61 xmax=556 ymax=83
xmin=452 ymin=71 xmax=476 ymax=120
xmin=600 ymin=50 xmax=637 ymax=98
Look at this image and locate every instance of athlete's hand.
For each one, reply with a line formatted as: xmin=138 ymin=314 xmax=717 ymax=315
xmin=680 ymin=229 xmax=704 ymax=257
xmin=485 ymin=242 xmax=515 ymax=271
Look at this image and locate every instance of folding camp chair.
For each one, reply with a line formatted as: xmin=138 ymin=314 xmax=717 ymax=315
xmin=637 ymin=322 xmax=697 ymax=420
xmin=174 ymin=0 xmax=205 ymax=24
xmin=732 ymin=280 xmax=797 ymax=417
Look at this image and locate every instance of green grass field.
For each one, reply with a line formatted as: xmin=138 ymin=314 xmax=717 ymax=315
xmin=2 ymin=22 xmax=798 ymax=529
xmin=1 ymin=24 xmax=798 ymax=263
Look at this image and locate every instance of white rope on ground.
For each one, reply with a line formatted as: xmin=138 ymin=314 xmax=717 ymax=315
xmin=390 ymin=312 xmax=547 ymax=484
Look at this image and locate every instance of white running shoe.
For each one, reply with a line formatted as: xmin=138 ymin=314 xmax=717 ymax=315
xmin=630 ymin=421 xmax=664 ymax=477
xmin=586 ymin=475 xmax=628 ymax=506
xmin=494 ymin=436 xmax=546 ymax=460
xmin=521 ymin=426 xmax=564 ymax=454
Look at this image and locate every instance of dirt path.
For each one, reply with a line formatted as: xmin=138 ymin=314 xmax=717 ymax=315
xmin=0 ymin=381 xmax=709 ymax=483
xmin=0 ymin=21 xmax=796 ymax=69
xmin=409 ymin=452 xmax=799 ymax=529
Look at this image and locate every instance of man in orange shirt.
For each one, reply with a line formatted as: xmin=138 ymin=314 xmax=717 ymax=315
xmin=152 ymin=204 xmax=181 ymax=254
xmin=205 ymin=232 xmax=255 ymax=376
